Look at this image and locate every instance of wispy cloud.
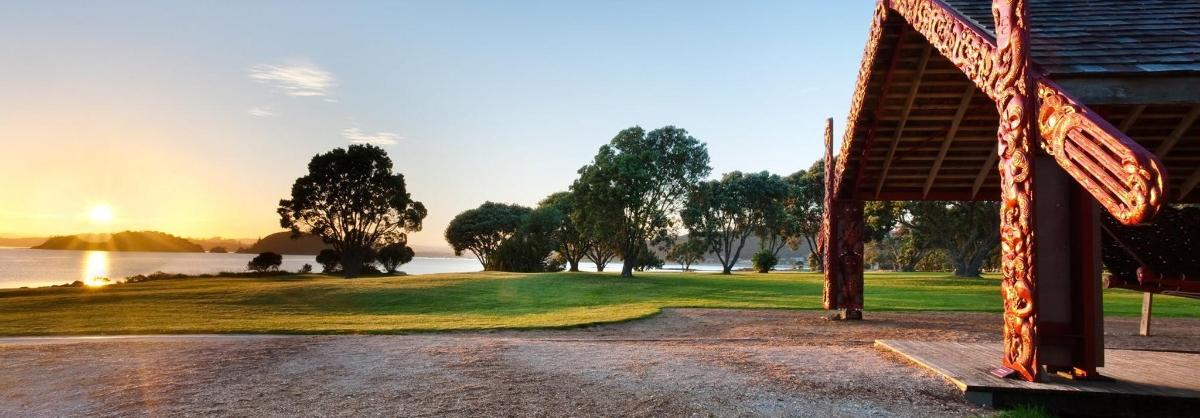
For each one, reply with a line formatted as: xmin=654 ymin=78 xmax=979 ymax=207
xmin=248 ymin=61 xmax=335 ymax=97
xmin=342 ymin=128 xmax=400 ymax=145
xmin=248 ymin=107 xmax=274 ymax=117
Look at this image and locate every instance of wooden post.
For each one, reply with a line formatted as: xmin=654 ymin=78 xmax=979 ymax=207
xmin=1140 ymin=292 xmax=1153 ymax=336
xmin=993 ymin=0 xmax=1040 ymax=382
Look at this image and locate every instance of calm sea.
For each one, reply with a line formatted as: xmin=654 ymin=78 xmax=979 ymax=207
xmin=0 ymin=247 xmax=737 ymax=289
xmin=0 ymin=248 xmax=485 ymax=289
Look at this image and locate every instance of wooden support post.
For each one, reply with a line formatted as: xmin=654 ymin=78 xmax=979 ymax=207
xmin=1140 ymin=292 xmax=1153 ymax=336
xmin=993 ymin=0 xmax=1040 ymax=382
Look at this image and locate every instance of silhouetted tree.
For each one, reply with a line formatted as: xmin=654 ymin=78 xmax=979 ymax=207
xmin=573 ymin=126 xmax=710 ymax=277
xmin=898 ymin=201 xmax=999 ymax=277
xmin=315 ymin=249 xmax=340 ymax=273
xmin=300 ymin=264 xmax=313 ymax=274
xmin=209 ymin=246 xmax=229 ymax=254
xmin=278 ymin=145 xmax=427 ymax=278
xmin=377 ymin=242 xmax=415 ymax=274
xmin=248 ymin=252 xmax=283 ymax=272
xmin=445 ymin=202 xmax=531 ymax=269
xmin=487 ymin=207 xmax=562 ymax=272
xmin=682 ymin=171 xmax=788 ymax=274
xmin=538 ymin=192 xmax=589 ymax=271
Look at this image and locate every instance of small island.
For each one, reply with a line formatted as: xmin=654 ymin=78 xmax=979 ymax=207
xmin=32 ymin=231 xmax=204 ymax=253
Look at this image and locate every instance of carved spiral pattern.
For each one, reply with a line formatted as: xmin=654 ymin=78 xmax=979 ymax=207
xmin=991 ymin=0 xmax=1039 ymax=382
xmin=834 ymin=1 xmax=890 ymax=197
xmin=821 ymin=120 xmax=838 ymax=310
xmin=1037 ymin=82 xmax=1166 ymax=225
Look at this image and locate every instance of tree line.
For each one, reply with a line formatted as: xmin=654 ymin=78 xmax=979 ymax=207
xmin=269 ymin=128 xmax=1003 ymax=279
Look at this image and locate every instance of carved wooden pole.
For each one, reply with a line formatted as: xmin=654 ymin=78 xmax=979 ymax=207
xmin=821 ymin=118 xmax=839 ymax=310
xmin=992 ymin=0 xmax=1039 ymax=381
xmin=837 ymin=200 xmax=865 ymax=320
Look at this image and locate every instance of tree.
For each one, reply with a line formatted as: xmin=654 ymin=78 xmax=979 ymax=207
xmin=315 ymin=249 xmax=341 ymax=273
xmin=247 ymin=252 xmax=283 ymax=272
xmin=874 ymin=225 xmax=931 ymax=272
xmin=583 ymin=239 xmax=618 ymax=272
xmin=299 ymin=263 xmax=313 ymax=274
xmin=487 ymin=207 xmax=562 ymax=272
xmin=898 ymin=201 xmax=1000 ymax=277
xmin=538 ymin=192 xmax=589 ymax=271
xmin=783 ymin=161 xmax=824 ymax=270
xmin=681 ymin=171 xmax=788 ymax=275
xmin=377 ymin=242 xmax=415 ymax=274
xmin=572 ymin=126 xmax=710 ymax=277
xmin=666 ymin=238 xmax=706 ymax=272
xmin=209 ymin=246 xmax=228 ymax=254
xmin=751 ymin=249 xmax=779 ymax=273
xmin=631 ymin=243 xmax=664 ymax=271
xmin=445 ymin=202 xmax=532 ymax=269
xmin=278 ymin=145 xmax=427 ymax=278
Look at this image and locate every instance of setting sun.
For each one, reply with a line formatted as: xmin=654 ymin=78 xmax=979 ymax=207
xmin=89 ymin=204 xmax=114 ymax=225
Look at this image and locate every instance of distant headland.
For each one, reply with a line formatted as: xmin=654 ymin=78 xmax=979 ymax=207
xmin=33 ymin=231 xmax=205 ymax=252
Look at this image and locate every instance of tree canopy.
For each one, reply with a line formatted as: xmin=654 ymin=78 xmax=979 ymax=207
xmin=445 ymin=202 xmax=532 ymax=269
xmin=377 ymin=242 xmax=415 ymax=274
xmin=682 ymin=171 xmax=788 ymax=274
xmin=277 ymin=144 xmax=426 ymax=278
xmin=572 ymin=126 xmax=710 ymax=277
xmin=538 ymin=191 xmax=589 ymax=272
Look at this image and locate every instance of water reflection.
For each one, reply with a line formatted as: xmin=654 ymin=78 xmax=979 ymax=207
xmin=82 ymin=251 xmax=112 ymax=286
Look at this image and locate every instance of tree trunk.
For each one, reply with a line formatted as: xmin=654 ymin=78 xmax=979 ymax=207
xmin=568 ymin=260 xmax=580 ymax=272
xmin=342 ymin=249 xmax=365 ymax=278
xmin=620 ymin=242 xmax=638 ymax=277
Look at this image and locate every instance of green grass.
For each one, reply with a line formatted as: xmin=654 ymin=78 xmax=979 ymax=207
xmin=0 ymin=271 xmax=1194 ymax=335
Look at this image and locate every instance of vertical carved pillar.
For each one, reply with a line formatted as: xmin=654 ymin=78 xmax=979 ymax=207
xmin=838 ymin=200 xmax=865 ymax=320
xmin=821 ymin=119 xmax=839 ymax=310
xmin=992 ymin=0 xmax=1039 ymax=381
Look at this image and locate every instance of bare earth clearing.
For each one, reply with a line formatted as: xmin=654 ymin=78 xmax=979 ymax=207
xmin=2 ymin=309 xmax=1198 ymax=417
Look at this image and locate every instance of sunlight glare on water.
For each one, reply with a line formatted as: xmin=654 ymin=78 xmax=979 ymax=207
xmin=82 ymin=251 xmax=111 ymax=286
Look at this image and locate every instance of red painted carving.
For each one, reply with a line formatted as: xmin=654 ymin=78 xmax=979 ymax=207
xmin=872 ymin=0 xmax=1166 ymax=226
xmin=1037 ymin=82 xmax=1166 ymax=225
xmin=821 ymin=119 xmax=838 ymax=310
xmin=834 ymin=1 xmax=890 ymax=197
xmin=990 ymin=0 xmax=1038 ymax=382
xmin=837 ymin=201 xmax=865 ymax=318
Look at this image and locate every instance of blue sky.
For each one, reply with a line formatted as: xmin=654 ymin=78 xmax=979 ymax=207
xmin=0 ymin=1 xmax=876 ymax=248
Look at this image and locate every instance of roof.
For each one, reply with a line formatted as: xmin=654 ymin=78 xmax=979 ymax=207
xmin=945 ymin=0 xmax=1200 ymax=75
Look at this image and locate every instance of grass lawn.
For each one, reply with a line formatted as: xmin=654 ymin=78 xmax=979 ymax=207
xmin=0 ymin=271 xmax=1194 ymax=335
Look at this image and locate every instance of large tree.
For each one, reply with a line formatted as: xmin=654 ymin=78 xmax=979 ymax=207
xmin=572 ymin=126 xmax=710 ymax=277
xmin=783 ymin=161 xmax=824 ymax=268
xmin=278 ymin=145 xmax=427 ymax=278
xmin=682 ymin=171 xmax=789 ymax=275
xmin=444 ymin=202 xmax=531 ymax=269
xmin=897 ymin=201 xmax=999 ymax=277
xmin=537 ymin=192 xmax=589 ymax=271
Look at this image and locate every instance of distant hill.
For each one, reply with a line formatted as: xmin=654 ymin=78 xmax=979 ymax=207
xmin=188 ymin=236 xmax=256 ymax=252
xmin=32 ymin=231 xmax=204 ymax=252
xmin=0 ymin=237 xmax=48 ymax=248
xmin=239 ymin=232 xmax=332 ymax=255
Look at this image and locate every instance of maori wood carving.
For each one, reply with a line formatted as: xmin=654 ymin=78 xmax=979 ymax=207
xmin=821 ymin=119 xmax=838 ymax=310
xmin=990 ymin=0 xmax=1038 ymax=382
xmin=835 ymin=0 xmax=1166 ymax=225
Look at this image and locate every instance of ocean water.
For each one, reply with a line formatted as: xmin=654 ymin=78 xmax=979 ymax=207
xmin=0 ymin=247 xmax=744 ymax=289
xmin=0 ymin=248 xmax=486 ymax=289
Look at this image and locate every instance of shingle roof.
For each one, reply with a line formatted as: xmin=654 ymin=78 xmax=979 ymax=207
xmin=943 ymin=0 xmax=1200 ymax=75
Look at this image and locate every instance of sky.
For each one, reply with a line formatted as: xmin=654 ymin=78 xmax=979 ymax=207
xmin=0 ymin=1 xmax=876 ymax=249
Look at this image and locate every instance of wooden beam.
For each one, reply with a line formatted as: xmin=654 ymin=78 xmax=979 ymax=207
xmin=923 ymin=88 xmax=976 ymax=198
xmin=1054 ymin=76 xmax=1200 ymax=105
xmin=1154 ymin=105 xmax=1200 ymax=158
xmin=874 ymin=44 xmax=933 ymax=199
xmin=971 ymin=147 xmax=998 ymax=199
xmin=1180 ymin=167 xmax=1200 ymax=200
xmin=1119 ymin=104 xmax=1147 ymax=132
xmin=850 ymin=25 xmax=910 ymax=197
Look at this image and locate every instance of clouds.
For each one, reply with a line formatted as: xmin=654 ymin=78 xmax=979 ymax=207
xmin=248 ymin=61 xmax=335 ymax=97
xmin=342 ymin=128 xmax=400 ymax=145
xmin=248 ymin=107 xmax=274 ymax=117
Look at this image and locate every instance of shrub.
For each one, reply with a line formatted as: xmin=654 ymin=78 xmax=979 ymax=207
xmin=248 ymin=252 xmax=283 ymax=272
xmin=299 ymin=264 xmax=313 ymax=274
xmin=315 ymin=249 xmax=340 ymax=273
xmin=377 ymin=243 xmax=415 ymax=274
xmin=751 ymin=249 xmax=778 ymax=273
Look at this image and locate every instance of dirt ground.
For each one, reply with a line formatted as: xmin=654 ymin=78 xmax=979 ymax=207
xmin=2 ymin=309 xmax=1198 ymax=417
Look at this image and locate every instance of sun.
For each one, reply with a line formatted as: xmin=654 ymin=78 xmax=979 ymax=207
xmin=89 ymin=204 xmax=114 ymax=224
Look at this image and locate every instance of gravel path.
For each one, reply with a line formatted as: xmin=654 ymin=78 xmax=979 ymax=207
xmin=2 ymin=309 xmax=1197 ymax=417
